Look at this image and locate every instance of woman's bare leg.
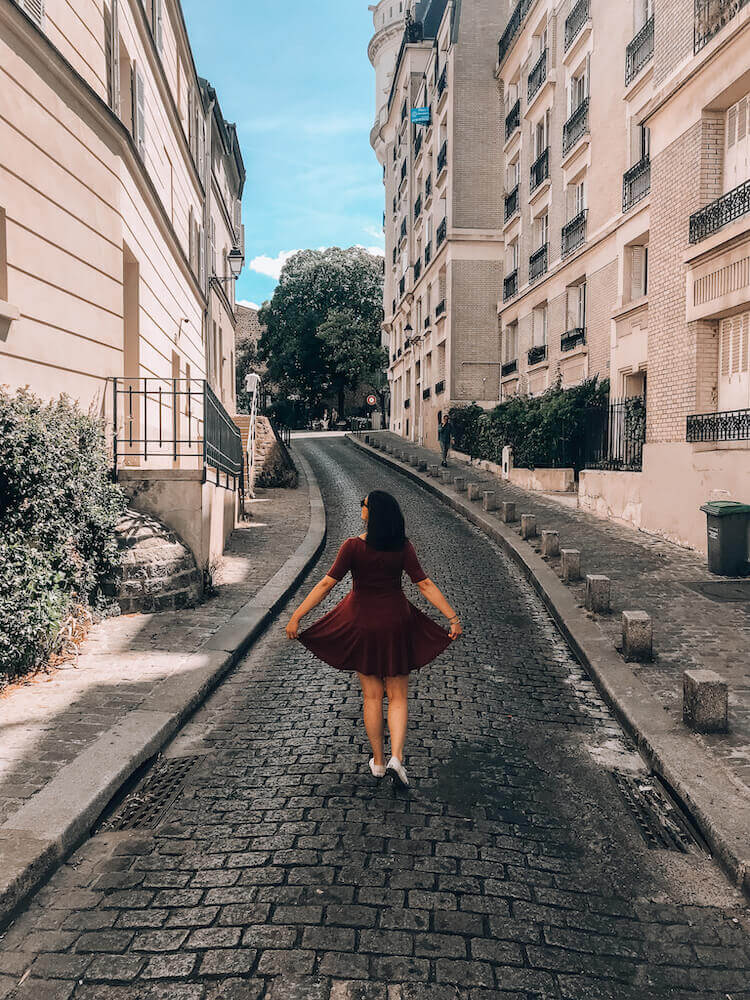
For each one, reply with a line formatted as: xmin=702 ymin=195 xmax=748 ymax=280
xmin=357 ymin=673 xmax=385 ymax=766
xmin=384 ymin=674 xmax=409 ymax=762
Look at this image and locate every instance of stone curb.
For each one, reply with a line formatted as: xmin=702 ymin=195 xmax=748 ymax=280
xmin=348 ymin=434 xmax=750 ymax=899
xmin=0 ymin=445 xmax=326 ymax=929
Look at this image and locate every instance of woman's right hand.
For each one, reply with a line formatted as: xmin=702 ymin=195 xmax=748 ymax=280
xmin=449 ymin=621 xmax=463 ymax=640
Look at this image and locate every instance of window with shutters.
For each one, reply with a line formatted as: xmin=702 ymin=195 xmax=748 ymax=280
xmin=15 ymin=0 xmax=45 ymax=28
xmin=131 ymin=63 xmax=146 ymax=158
xmin=634 ymin=0 xmax=653 ymax=32
xmin=725 ymin=94 xmax=750 ymax=194
xmin=198 ymin=224 xmax=205 ymax=287
xmin=718 ymin=311 xmax=750 ymax=411
xmin=188 ymin=206 xmax=195 ymax=270
xmin=210 ymin=219 xmax=216 ymax=277
xmin=570 ymin=59 xmax=589 ymax=113
xmin=0 ymin=207 xmax=8 ymax=303
xmin=534 ymin=210 xmax=549 ymax=249
xmin=532 ymin=304 xmax=548 ymax=347
xmin=628 ymin=244 xmax=648 ymax=301
xmin=152 ymin=0 xmax=164 ymax=52
xmin=630 ymin=122 xmax=650 ymax=166
xmin=565 ymin=281 xmax=586 ymax=331
xmin=503 ymin=322 xmax=518 ymax=363
xmin=119 ymin=38 xmax=132 ymax=129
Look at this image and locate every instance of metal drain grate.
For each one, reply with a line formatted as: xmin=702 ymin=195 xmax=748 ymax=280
xmin=611 ymin=772 xmax=707 ymax=853
xmin=98 ymin=755 xmax=202 ymax=832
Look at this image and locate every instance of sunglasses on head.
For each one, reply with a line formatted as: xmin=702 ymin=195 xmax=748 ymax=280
xmin=361 ymin=497 xmax=368 ymax=508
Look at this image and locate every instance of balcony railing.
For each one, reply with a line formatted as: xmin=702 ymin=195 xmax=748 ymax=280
xmin=687 ymin=406 xmax=750 ymax=441
xmin=415 ymin=194 xmax=422 ymax=219
xmin=561 ymin=327 xmax=586 ymax=352
xmin=563 ymin=98 xmax=589 ymax=156
xmin=505 ymin=98 xmax=521 ymax=141
xmin=501 ymin=359 xmax=518 ymax=377
xmin=437 ymin=141 xmax=448 ymax=176
xmin=400 ymin=159 xmax=407 ymax=183
xmin=623 ymin=157 xmax=651 ymax=212
xmin=436 ymin=298 xmax=446 ymax=317
xmin=527 ymin=48 xmax=548 ymax=103
xmin=400 ymin=217 xmax=408 ymax=241
xmin=437 ymin=64 xmax=448 ymax=100
xmin=437 ymin=217 xmax=447 ymax=247
xmin=424 ymin=315 xmax=431 ymax=329
xmin=425 ymin=241 xmax=432 ymax=266
xmin=498 ymin=0 xmax=534 ymax=66
xmin=435 ymin=380 xmax=445 ymax=394
xmin=423 ymin=387 xmax=431 ymax=400
xmin=425 ymin=174 xmax=432 ymax=199
xmin=504 ymin=184 xmax=520 ymax=222
xmin=689 ymin=179 xmax=750 ymax=243
xmin=392 ymin=299 xmax=397 ymax=315
xmin=399 ymin=275 xmax=406 ymax=297
xmin=694 ymin=0 xmax=750 ymax=54
xmin=626 ymin=15 xmax=655 ymax=84
xmin=503 ymin=268 xmax=518 ymax=301
xmin=562 ymin=208 xmax=587 ymax=257
xmin=414 ymin=258 xmax=422 ymax=281
xmin=565 ymin=0 xmax=590 ymax=49
xmin=415 ymin=132 xmax=423 ymax=158
xmin=528 ymin=344 xmax=548 ymax=366
xmin=111 ymin=378 xmax=243 ymax=491
xmin=529 ymin=243 xmax=548 ymax=283
xmin=530 ymin=146 xmax=550 ymax=192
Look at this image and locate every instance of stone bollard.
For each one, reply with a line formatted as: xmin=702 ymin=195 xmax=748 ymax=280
xmin=440 ymin=469 xmax=452 ymax=484
xmin=418 ymin=460 xmax=427 ymax=472
xmin=364 ymin=434 xmax=370 ymax=444
xmin=561 ymin=549 xmax=582 ymax=583
xmin=500 ymin=501 xmax=517 ymax=523
xmin=410 ymin=454 xmax=420 ymax=467
xmin=541 ymin=530 xmax=560 ymax=558
xmin=467 ymin=483 xmax=482 ymax=501
xmin=622 ymin=611 xmax=652 ymax=662
xmin=521 ymin=514 xmax=537 ymax=540
xmin=428 ymin=465 xmax=439 ymax=478
xmin=453 ymin=476 xmax=466 ymax=492
xmin=585 ymin=575 xmax=611 ymax=614
xmin=683 ymin=669 xmax=728 ymax=734
xmin=482 ymin=491 xmax=497 ymax=512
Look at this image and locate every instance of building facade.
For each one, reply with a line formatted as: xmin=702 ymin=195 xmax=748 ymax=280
xmin=0 ymin=0 xmax=246 ymax=568
xmin=377 ymin=0 xmax=511 ymax=452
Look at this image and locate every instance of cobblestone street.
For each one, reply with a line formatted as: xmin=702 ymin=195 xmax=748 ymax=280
xmin=1 ymin=436 xmax=749 ymax=1000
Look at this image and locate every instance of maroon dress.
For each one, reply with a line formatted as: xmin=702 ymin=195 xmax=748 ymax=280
xmin=298 ymin=536 xmax=451 ymax=678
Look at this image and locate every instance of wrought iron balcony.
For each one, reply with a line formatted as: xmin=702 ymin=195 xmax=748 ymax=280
xmin=529 ymin=243 xmax=548 ymax=283
xmin=425 ymin=241 xmax=432 ymax=266
xmin=436 ymin=217 xmax=447 ymax=247
xmin=425 ymin=174 xmax=432 ymax=199
xmin=415 ymin=194 xmax=422 ymax=219
xmin=528 ymin=344 xmax=548 ymax=366
xmin=436 ymin=299 xmax=446 ymax=318
xmin=694 ymin=0 xmax=750 ymax=54
xmin=415 ymin=132 xmax=423 ymax=158
xmin=404 ymin=398 xmax=411 ymax=409
xmin=435 ymin=380 xmax=445 ymax=394
xmin=565 ymin=0 xmax=590 ymax=49
xmin=563 ymin=97 xmax=589 ymax=156
xmin=622 ymin=157 xmax=651 ymax=212
xmin=626 ymin=15 xmax=654 ymax=84
xmin=505 ymin=98 xmax=520 ymax=141
xmin=437 ymin=141 xmax=448 ymax=176
xmin=424 ymin=315 xmax=431 ymax=329
xmin=399 ymin=275 xmax=406 ymax=297
xmin=503 ymin=268 xmax=518 ymax=301
xmin=414 ymin=258 xmax=422 ymax=281
xmin=527 ymin=48 xmax=548 ymax=103
xmin=400 ymin=159 xmax=407 ymax=183
xmin=562 ymin=208 xmax=587 ymax=257
xmin=530 ymin=146 xmax=550 ymax=192
xmin=561 ymin=327 xmax=586 ymax=352
xmin=504 ymin=184 xmax=520 ymax=222
xmin=498 ymin=0 xmax=534 ymax=66
xmin=437 ymin=65 xmax=448 ymax=100
xmin=501 ymin=359 xmax=518 ymax=377
xmin=423 ymin=387 xmax=431 ymax=400
xmin=392 ymin=299 xmax=397 ymax=315
xmin=687 ymin=407 xmax=750 ymax=441
xmin=689 ymin=179 xmax=750 ymax=243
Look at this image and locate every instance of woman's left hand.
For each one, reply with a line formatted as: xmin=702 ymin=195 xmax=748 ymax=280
xmin=449 ymin=621 xmax=463 ymax=640
xmin=286 ymin=617 xmax=301 ymax=640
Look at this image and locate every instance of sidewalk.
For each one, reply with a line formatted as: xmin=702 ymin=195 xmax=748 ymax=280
xmin=351 ymin=431 xmax=750 ymax=894
xmin=0 ymin=447 xmax=325 ymax=923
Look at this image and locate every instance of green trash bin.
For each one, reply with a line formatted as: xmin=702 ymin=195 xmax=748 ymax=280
xmin=700 ymin=501 xmax=750 ymax=576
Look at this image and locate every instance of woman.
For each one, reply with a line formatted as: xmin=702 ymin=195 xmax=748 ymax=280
xmin=286 ymin=491 xmax=462 ymax=788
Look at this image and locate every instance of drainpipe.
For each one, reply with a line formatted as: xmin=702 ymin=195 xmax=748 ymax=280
xmin=204 ymin=94 xmax=216 ymax=389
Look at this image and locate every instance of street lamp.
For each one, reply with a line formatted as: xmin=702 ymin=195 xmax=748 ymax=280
xmin=212 ymin=245 xmax=245 ymax=283
xmin=245 ymin=372 xmax=261 ymax=394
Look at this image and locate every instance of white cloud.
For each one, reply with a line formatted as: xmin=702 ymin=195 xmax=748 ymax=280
xmin=237 ymin=299 xmax=260 ymax=310
xmin=248 ymin=250 xmax=301 ymax=280
xmin=358 ymin=245 xmax=385 ymax=257
xmin=363 ymin=224 xmax=385 ymax=245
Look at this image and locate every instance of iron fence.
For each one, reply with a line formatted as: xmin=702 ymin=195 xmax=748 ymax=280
xmin=111 ymin=377 xmax=243 ymax=489
xmin=689 ymin=179 xmax=750 ymax=243
xmin=582 ymin=396 xmax=646 ymax=471
xmin=687 ymin=407 xmax=750 ymax=442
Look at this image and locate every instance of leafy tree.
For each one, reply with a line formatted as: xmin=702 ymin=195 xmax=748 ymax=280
xmin=258 ymin=247 xmax=384 ymax=417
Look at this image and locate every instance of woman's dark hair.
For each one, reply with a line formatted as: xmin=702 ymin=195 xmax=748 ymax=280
xmin=364 ymin=490 xmax=406 ymax=552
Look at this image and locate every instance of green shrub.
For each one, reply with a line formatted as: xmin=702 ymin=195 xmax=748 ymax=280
xmin=0 ymin=388 xmax=127 ymax=682
xmin=449 ymin=378 xmax=610 ymax=470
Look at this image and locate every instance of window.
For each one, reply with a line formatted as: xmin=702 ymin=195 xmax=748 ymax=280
xmin=725 ymin=94 xmax=750 ymax=194
xmin=535 ymin=211 xmax=549 ymax=248
xmin=131 ymin=63 xmax=145 ymax=158
xmin=14 ymin=0 xmax=44 ymax=28
xmin=503 ymin=322 xmax=518 ymax=363
xmin=566 ymin=281 xmax=586 ymax=330
xmin=532 ymin=304 xmax=548 ymax=347
xmin=0 ymin=207 xmax=7 ymax=302
xmin=570 ymin=59 xmax=589 ymax=112
xmin=506 ymin=158 xmax=520 ymax=191
xmin=104 ymin=2 xmax=119 ymax=112
xmin=152 ymin=0 xmax=164 ymax=52
xmin=634 ymin=0 xmax=653 ymax=32
xmin=569 ymin=179 xmax=585 ymax=218
xmin=718 ymin=311 xmax=750 ymax=411
xmin=629 ymin=245 xmax=648 ymax=300
xmin=507 ymin=239 xmax=519 ymax=271
xmin=630 ymin=122 xmax=650 ymax=166
xmin=534 ymin=110 xmax=551 ymax=157
xmin=210 ymin=218 xmax=216 ymax=277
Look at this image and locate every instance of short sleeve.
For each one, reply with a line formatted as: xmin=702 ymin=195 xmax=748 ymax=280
xmin=327 ymin=538 xmax=355 ymax=581
xmin=403 ymin=539 xmax=428 ymax=584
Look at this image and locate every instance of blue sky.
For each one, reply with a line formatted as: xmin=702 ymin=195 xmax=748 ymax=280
xmin=182 ymin=0 xmax=385 ymax=309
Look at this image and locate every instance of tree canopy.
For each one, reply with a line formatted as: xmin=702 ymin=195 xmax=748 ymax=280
xmin=258 ymin=247 xmax=385 ymax=414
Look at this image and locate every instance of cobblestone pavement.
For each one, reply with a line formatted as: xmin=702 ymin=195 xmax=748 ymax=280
xmin=0 ymin=477 xmax=310 ymax=827
xmin=1 ymin=436 xmax=749 ymax=1000
xmin=370 ymin=430 xmax=750 ymax=795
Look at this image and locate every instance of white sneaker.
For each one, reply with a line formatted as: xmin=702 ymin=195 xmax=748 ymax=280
xmin=369 ymin=758 xmax=386 ymax=778
xmin=386 ymin=756 xmax=409 ymax=788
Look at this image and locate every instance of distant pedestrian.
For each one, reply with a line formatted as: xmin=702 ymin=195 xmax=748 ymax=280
xmin=438 ymin=413 xmax=453 ymax=467
xmin=286 ymin=491 xmax=462 ymax=787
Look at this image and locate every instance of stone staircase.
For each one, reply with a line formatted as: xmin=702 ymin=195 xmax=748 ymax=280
xmin=109 ymin=509 xmax=203 ymax=614
xmin=233 ymin=414 xmax=297 ymax=490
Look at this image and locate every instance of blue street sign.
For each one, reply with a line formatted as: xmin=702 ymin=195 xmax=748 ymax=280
xmin=411 ymin=107 xmax=431 ymax=125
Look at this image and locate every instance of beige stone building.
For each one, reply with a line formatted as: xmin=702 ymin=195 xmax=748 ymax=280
xmin=375 ymin=0 xmax=511 ymax=452
xmin=0 ymin=0 xmax=246 ymax=569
